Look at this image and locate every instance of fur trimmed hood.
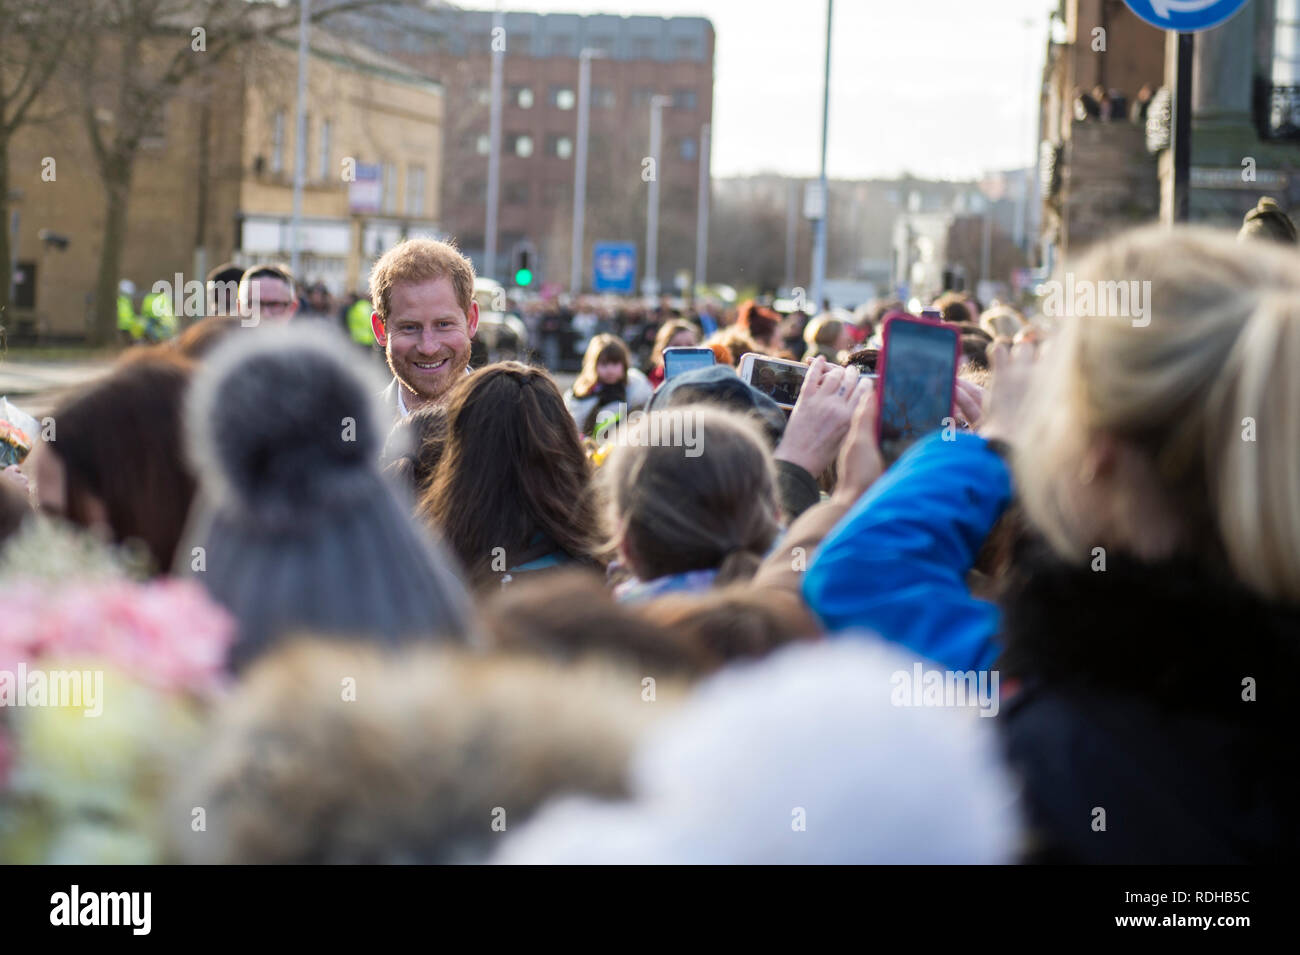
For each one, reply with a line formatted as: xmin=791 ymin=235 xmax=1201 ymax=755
xmin=168 ymin=640 xmax=676 ymax=863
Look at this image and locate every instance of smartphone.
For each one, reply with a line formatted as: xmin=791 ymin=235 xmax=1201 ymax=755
xmin=737 ymin=352 xmax=809 ymax=410
xmin=663 ymin=346 xmax=717 ymax=381
xmin=876 ymin=314 xmax=961 ymax=463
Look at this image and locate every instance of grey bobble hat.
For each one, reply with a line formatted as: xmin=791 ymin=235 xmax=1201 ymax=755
xmin=182 ymin=323 xmax=475 ymax=671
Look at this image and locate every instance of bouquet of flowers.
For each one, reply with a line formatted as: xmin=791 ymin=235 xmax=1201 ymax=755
xmin=0 ymin=518 xmax=234 ymax=863
xmin=0 ymin=397 xmax=38 ymax=467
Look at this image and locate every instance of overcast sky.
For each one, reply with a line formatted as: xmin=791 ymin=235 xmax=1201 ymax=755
xmin=481 ymin=0 xmax=1058 ymax=181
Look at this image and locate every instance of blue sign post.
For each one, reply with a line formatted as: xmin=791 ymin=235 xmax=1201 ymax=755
xmin=1121 ymin=0 xmax=1250 ymax=32
xmin=592 ymin=242 xmax=637 ymax=294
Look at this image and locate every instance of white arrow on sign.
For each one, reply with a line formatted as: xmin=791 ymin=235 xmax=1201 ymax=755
xmin=1149 ymin=0 xmax=1220 ymax=18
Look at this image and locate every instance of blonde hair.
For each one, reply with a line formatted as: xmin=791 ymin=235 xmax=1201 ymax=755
xmin=1017 ymin=225 xmax=1300 ymax=602
xmin=651 ymin=320 xmax=699 ymax=368
xmin=803 ymin=314 xmax=845 ymax=349
xmin=601 ymin=407 xmax=779 ymax=586
xmin=573 ymin=334 xmax=631 ymax=398
xmin=369 ymin=238 xmax=476 ymax=328
xmin=979 ymin=305 xmax=1026 ymax=339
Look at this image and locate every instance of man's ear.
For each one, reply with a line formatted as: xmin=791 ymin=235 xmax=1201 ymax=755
xmin=371 ymin=312 xmax=387 ymax=346
xmin=466 ymin=300 xmax=480 ymax=339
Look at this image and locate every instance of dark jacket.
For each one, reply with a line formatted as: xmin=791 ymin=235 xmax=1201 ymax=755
xmin=803 ymin=431 xmax=1300 ymax=863
xmin=998 ymin=549 xmax=1300 ymax=864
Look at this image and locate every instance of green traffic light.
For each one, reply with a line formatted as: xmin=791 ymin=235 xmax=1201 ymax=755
xmin=515 ymin=268 xmax=533 ymax=286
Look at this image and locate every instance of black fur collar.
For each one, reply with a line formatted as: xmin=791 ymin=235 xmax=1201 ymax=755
xmin=996 ymin=540 xmax=1300 ymax=717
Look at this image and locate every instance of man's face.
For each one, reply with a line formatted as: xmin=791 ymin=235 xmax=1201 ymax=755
xmin=240 ymin=277 xmax=298 ymax=325
xmin=373 ymin=276 xmax=479 ymax=408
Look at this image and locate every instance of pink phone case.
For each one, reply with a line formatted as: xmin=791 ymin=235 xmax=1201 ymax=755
xmin=875 ymin=314 xmax=962 ymax=448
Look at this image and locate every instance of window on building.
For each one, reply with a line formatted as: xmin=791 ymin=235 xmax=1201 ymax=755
xmin=672 ymin=89 xmax=697 ymax=110
xmin=592 ymin=86 xmax=616 ymax=108
xmin=271 ymin=109 xmax=286 ymax=173
xmin=319 ymin=118 xmax=332 ymax=180
xmin=510 ymin=85 xmax=534 ymax=108
xmin=512 ymin=35 xmax=532 ymax=56
xmin=674 ymin=38 xmax=698 ymax=61
xmin=632 ymin=37 xmax=655 ymax=59
xmin=547 ymin=134 xmax=574 ymax=159
xmin=475 ymin=133 xmax=491 ymax=156
xmin=505 ymin=181 xmax=530 ymax=205
xmin=679 ymin=136 xmax=697 ymax=160
xmin=509 ymin=134 xmax=534 ymax=157
xmin=382 ymin=162 xmax=398 ymax=214
xmin=549 ymin=34 xmax=576 ymax=57
xmin=406 ymin=165 xmax=426 ymax=217
xmin=589 ymin=37 xmax=616 ymax=57
xmin=466 ymin=180 xmax=488 ymax=202
xmin=543 ymin=182 xmax=572 ymax=205
xmin=631 ymin=88 xmax=655 ymax=107
xmin=550 ymin=86 xmax=576 ymax=110
xmin=470 ymin=83 xmax=491 ymax=106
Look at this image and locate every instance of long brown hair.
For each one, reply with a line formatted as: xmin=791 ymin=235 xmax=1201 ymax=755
xmin=573 ymin=334 xmax=630 ymax=398
xmin=48 ymin=347 xmax=196 ymax=573
xmin=421 ymin=362 xmax=601 ymax=587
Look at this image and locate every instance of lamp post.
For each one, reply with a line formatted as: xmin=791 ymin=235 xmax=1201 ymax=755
xmin=570 ymin=47 xmax=605 ymax=297
xmin=810 ymin=0 xmax=833 ymax=313
xmin=643 ymin=94 xmax=671 ymax=297
xmin=485 ymin=9 xmax=505 ymax=280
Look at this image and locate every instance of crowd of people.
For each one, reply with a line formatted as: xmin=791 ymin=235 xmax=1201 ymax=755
xmin=0 ymin=198 xmax=1297 ymax=864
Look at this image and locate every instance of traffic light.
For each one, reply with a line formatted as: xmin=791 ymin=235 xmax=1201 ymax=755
xmin=514 ymin=248 xmax=533 ymax=287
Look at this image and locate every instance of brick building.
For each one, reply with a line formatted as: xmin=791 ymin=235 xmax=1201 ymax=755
xmin=355 ymin=8 xmax=716 ymax=292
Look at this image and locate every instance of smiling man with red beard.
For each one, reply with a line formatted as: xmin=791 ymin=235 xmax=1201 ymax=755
xmin=369 ymin=238 xmax=480 ymax=421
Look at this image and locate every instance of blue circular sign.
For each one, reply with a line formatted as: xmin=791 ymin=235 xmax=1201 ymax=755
xmin=1122 ymin=0 xmax=1251 ymax=32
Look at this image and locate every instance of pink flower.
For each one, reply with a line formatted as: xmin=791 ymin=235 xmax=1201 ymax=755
xmin=0 ymin=578 xmax=235 ymax=695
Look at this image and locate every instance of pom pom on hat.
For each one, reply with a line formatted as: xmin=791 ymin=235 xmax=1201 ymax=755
xmin=186 ymin=324 xmax=390 ymax=524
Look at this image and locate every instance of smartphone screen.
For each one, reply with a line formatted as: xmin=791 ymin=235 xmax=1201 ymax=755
xmin=878 ymin=318 xmax=958 ymax=462
xmin=746 ymin=356 xmax=808 ymax=407
xmin=663 ymin=347 xmax=716 ymax=380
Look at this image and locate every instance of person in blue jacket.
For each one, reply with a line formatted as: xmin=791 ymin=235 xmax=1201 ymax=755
xmin=801 ymin=225 xmax=1300 ymax=863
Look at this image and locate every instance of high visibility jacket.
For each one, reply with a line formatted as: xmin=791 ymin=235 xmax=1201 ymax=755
xmin=347 ymin=298 xmax=375 ymax=346
xmin=141 ymin=292 xmax=178 ymax=340
xmin=117 ymin=295 xmax=144 ymax=339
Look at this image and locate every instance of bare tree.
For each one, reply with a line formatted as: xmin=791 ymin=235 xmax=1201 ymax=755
xmin=72 ymin=0 xmax=418 ymax=344
xmin=0 ymin=0 xmax=78 ymax=320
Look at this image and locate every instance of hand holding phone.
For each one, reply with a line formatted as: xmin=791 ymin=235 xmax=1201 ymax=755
xmin=875 ymin=314 xmax=960 ymax=463
xmin=737 ymin=352 xmax=809 ymax=411
xmin=774 ymin=357 xmax=868 ymax=479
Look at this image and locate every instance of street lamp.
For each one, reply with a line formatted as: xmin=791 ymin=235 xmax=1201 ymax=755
xmin=289 ymin=0 xmax=310 ymax=280
xmin=643 ymin=94 xmax=671 ymax=298
xmin=810 ymin=0 xmax=833 ymax=314
xmin=485 ymin=9 xmax=505 ymax=282
xmin=570 ymin=47 xmax=606 ymax=297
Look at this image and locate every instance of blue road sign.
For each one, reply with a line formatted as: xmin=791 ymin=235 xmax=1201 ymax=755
xmin=1121 ymin=0 xmax=1250 ymax=33
xmin=592 ymin=242 xmax=637 ymax=294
